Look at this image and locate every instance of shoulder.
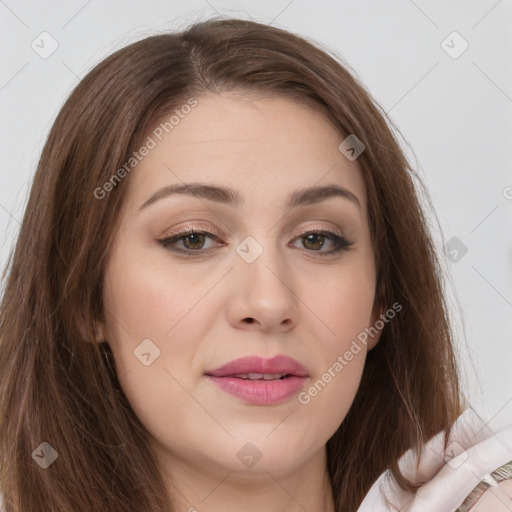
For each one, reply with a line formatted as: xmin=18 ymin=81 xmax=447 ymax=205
xmin=357 ymin=407 xmax=512 ymax=511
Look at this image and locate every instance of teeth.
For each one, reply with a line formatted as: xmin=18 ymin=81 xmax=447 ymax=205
xmin=232 ymin=372 xmax=287 ymax=380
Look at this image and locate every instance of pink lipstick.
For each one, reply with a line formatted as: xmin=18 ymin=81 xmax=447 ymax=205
xmin=204 ymin=355 xmax=309 ymax=405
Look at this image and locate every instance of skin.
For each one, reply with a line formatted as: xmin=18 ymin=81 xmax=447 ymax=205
xmin=98 ymin=92 xmax=383 ymax=512
xmin=469 ymin=479 xmax=512 ymax=511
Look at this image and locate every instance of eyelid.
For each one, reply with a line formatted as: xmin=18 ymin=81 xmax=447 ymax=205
xmin=294 ymin=223 xmax=345 ymax=238
xmin=160 ymin=222 xmax=222 ymax=239
xmin=162 ymin=221 xmax=346 ymax=240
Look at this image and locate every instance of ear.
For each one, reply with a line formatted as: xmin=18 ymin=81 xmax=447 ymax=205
xmin=367 ymin=301 xmax=385 ymax=351
xmin=90 ymin=321 xmax=106 ymax=344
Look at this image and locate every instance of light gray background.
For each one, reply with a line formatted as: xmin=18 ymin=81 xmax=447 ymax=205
xmin=1 ymin=0 xmax=511 ymax=432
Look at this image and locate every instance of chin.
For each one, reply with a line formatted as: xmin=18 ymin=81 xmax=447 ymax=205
xmin=206 ymin=431 xmax=324 ymax=478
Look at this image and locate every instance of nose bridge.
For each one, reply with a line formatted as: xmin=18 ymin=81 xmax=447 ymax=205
xmin=229 ymin=232 xmax=299 ymax=330
xmin=233 ymin=200 xmax=297 ymax=271
xmin=235 ymin=232 xmax=285 ymax=287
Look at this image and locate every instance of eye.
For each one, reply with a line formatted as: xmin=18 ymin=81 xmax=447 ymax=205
xmin=157 ymin=227 xmax=354 ymax=257
xmin=157 ymin=228 xmax=221 ymax=255
xmin=291 ymin=230 xmax=353 ymax=256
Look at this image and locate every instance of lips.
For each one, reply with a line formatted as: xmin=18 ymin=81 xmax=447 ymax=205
xmin=205 ymin=354 xmax=309 ymax=378
xmin=204 ymin=355 xmax=309 ymax=405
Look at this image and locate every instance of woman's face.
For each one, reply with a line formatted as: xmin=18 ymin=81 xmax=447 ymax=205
xmin=101 ymin=92 xmax=382 ymax=480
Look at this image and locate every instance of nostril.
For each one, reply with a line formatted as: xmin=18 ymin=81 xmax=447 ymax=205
xmin=243 ymin=318 xmax=255 ymax=324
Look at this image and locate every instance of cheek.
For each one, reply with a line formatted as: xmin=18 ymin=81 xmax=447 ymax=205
xmin=102 ymin=247 xmax=225 ymax=455
xmin=104 ymin=255 xmax=194 ymax=341
xmin=304 ymin=256 xmax=377 ymax=348
xmin=103 ymin=238 xmax=220 ymax=362
xmin=295 ymin=259 xmax=376 ymax=420
xmin=298 ymin=285 xmax=372 ymax=410
xmin=101 ymin=240 xmax=214 ymax=393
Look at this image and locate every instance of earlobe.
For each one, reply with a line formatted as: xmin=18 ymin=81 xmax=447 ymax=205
xmin=92 ymin=322 xmax=105 ymax=344
xmin=367 ymin=303 xmax=385 ymax=351
xmin=366 ymin=276 xmax=387 ymax=351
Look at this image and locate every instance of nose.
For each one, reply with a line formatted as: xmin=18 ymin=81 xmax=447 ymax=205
xmin=226 ymin=244 xmax=300 ymax=333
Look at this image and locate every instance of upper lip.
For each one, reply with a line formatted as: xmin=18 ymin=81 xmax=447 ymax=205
xmin=205 ymin=355 xmax=309 ymax=377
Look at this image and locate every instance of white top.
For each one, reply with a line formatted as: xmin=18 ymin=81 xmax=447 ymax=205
xmin=357 ymin=407 xmax=512 ymax=511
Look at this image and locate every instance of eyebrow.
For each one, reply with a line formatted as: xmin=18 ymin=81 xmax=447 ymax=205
xmin=137 ymin=182 xmax=361 ymax=213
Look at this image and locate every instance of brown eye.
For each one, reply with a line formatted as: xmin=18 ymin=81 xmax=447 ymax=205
xmin=158 ymin=228 xmax=353 ymax=257
xmin=293 ymin=230 xmax=353 ymax=256
xmin=158 ymin=229 xmax=221 ymax=254
xmin=180 ymin=232 xmax=207 ymax=250
xmin=302 ymin=233 xmax=325 ymax=251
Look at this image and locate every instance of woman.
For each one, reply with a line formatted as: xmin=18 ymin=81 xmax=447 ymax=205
xmin=0 ymin=17 xmax=510 ymax=512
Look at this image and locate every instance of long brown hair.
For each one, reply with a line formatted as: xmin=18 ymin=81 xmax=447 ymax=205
xmin=0 ymin=17 xmax=465 ymax=511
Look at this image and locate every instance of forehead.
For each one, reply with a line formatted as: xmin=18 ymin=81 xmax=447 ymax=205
xmin=124 ymin=92 xmax=367 ymax=213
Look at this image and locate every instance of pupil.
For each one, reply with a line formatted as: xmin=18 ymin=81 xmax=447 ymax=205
xmin=304 ymin=234 xmax=323 ymax=250
xmin=185 ymin=233 xmax=204 ymax=249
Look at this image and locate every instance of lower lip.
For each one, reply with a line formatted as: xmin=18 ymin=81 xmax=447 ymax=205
xmin=206 ymin=375 xmax=308 ymax=405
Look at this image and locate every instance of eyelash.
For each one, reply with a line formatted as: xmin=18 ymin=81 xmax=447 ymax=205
xmin=157 ymin=227 xmax=354 ymax=257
